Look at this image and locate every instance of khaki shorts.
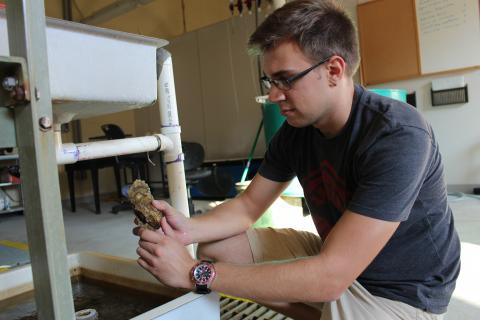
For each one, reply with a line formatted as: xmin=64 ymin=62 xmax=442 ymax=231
xmin=246 ymin=228 xmax=444 ymax=320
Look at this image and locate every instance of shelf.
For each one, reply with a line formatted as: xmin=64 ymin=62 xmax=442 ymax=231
xmin=0 ymin=154 xmax=19 ymax=161
xmin=0 ymin=182 xmax=21 ymax=187
xmin=0 ymin=206 xmax=23 ymax=214
xmin=0 ymin=153 xmax=22 ymax=215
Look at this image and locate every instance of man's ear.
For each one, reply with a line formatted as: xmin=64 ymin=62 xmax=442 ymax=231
xmin=326 ymin=56 xmax=346 ymax=87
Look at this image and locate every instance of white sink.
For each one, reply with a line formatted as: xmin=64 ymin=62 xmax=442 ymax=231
xmin=1 ymin=10 xmax=167 ymax=123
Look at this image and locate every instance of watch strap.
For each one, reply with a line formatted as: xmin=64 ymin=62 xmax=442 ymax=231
xmin=195 ymin=284 xmax=211 ymax=294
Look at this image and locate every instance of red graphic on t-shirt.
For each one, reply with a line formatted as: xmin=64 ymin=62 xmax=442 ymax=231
xmin=302 ymin=160 xmax=351 ymax=239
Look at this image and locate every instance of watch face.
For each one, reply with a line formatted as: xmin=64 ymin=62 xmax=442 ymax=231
xmin=193 ymin=263 xmax=214 ymax=286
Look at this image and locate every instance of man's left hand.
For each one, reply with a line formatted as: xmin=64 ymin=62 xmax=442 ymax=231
xmin=134 ymin=226 xmax=196 ymax=290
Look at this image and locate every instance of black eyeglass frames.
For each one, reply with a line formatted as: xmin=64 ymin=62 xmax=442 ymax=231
xmin=260 ymin=56 xmax=331 ymax=91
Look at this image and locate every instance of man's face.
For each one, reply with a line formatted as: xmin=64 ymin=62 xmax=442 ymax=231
xmin=262 ymin=41 xmax=333 ymax=129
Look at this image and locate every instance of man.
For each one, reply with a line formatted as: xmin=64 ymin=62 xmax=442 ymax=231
xmin=133 ymin=1 xmax=460 ymax=319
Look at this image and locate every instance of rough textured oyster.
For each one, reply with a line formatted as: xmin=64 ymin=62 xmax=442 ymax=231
xmin=128 ymin=179 xmax=163 ymax=230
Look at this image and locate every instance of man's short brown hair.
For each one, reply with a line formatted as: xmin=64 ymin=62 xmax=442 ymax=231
xmin=249 ymin=0 xmax=360 ymax=76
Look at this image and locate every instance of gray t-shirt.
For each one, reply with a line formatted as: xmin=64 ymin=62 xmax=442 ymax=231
xmin=258 ymin=85 xmax=460 ymax=314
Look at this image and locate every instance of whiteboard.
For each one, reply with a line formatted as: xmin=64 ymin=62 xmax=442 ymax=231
xmin=416 ymin=0 xmax=480 ymax=74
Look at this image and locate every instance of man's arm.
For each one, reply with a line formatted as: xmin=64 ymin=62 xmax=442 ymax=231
xmin=135 ymin=207 xmax=399 ymax=301
xmin=188 ymin=174 xmax=290 ymax=244
xmin=209 ymin=210 xmax=400 ymax=302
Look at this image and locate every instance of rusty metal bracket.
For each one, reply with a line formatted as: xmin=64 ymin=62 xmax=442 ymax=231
xmin=0 ymin=55 xmax=30 ymax=108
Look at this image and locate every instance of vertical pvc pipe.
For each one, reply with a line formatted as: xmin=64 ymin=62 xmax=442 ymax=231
xmin=157 ymin=48 xmax=193 ymax=255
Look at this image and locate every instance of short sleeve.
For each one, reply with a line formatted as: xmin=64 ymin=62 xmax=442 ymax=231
xmin=258 ymin=124 xmax=296 ymax=182
xmin=348 ymin=125 xmax=435 ymax=221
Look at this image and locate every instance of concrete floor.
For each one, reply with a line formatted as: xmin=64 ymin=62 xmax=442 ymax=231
xmin=0 ymin=195 xmax=479 ymax=319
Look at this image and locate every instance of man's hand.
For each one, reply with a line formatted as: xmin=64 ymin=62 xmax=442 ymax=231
xmin=134 ymin=227 xmax=197 ymax=290
xmin=151 ymin=200 xmax=192 ymax=245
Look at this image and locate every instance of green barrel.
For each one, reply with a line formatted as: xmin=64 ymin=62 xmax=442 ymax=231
xmin=261 ymin=102 xmax=286 ymax=143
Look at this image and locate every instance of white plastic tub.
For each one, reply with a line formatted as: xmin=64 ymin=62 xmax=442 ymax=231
xmin=0 ymin=10 xmax=167 ymax=123
xmin=0 ymin=251 xmax=219 ymax=319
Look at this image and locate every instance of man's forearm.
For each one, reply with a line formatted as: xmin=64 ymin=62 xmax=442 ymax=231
xmin=210 ymin=255 xmax=343 ymax=303
xmin=188 ymin=196 xmax=259 ymax=244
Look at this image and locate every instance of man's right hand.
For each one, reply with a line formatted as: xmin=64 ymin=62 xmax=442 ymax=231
xmin=152 ymin=200 xmax=193 ymax=245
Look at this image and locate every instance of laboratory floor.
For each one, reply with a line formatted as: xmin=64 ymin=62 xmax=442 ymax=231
xmin=0 ymin=195 xmax=479 ymax=319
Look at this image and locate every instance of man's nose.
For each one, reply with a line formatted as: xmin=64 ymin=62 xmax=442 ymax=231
xmin=267 ymin=85 xmax=286 ymax=103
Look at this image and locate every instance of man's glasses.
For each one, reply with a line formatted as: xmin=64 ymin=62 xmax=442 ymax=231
xmin=260 ymin=56 xmax=331 ymax=91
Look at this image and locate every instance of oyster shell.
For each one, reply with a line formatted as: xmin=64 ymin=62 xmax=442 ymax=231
xmin=128 ymin=179 xmax=163 ymax=230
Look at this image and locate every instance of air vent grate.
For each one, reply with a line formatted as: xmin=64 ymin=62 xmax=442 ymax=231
xmin=220 ymin=296 xmax=293 ymax=320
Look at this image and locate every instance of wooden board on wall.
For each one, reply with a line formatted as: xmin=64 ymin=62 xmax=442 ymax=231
xmin=357 ymin=0 xmax=421 ymax=85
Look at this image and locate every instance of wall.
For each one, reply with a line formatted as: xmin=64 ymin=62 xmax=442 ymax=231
xmin=37 ymin=0 xmax=479 ymax=200
xmin=352 ymin=0 xmax=480 ymax=192
xmin=366 ymin=70 xmax=480 ymax=192
xmin=169 ymin=14 xmax=266 ymax=161
xmin=70 ymin=0 xmax=184 ymax=38
xmin=183 ymin=0 xmax=231 ymax=32
xmin=62 ymin=0 xmax=243 ymax=38
xmin=136 ymin=13 xmax=267 ymax=162
xmin=150 ymin=0 xmax=359 ymax=162
xmin=44 ymin=0 xmax=63 ymax=18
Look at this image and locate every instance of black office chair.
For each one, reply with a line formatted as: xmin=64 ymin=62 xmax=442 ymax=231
xmin=181 ymin=142 xmax=213 ymax=215
xmin=177 ymin=142 xmax=235 ymax=215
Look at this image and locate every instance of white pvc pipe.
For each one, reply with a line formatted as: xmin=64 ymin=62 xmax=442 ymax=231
xmin=54 ymin=125 xmax=173 ymax=165
xmin=157 ymin=48 xmax=190 ymax=219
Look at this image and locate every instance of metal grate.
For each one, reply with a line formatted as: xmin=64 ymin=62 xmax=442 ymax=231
xmin=431 ymin=86 xmax=468 ymax=106
xmin=220 ymin=296 xmax=293 ymax=320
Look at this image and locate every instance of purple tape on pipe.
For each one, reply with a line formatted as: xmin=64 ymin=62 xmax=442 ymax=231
xmin=165 ymin=153 xmax=184 ymax=165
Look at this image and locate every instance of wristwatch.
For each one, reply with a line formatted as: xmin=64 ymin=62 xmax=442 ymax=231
xmin=190 ymin=260 xmax=216 ymax=294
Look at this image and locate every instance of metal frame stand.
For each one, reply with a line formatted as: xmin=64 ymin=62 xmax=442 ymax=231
xmin=5 ymin=1 xmax=75 ymax=319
